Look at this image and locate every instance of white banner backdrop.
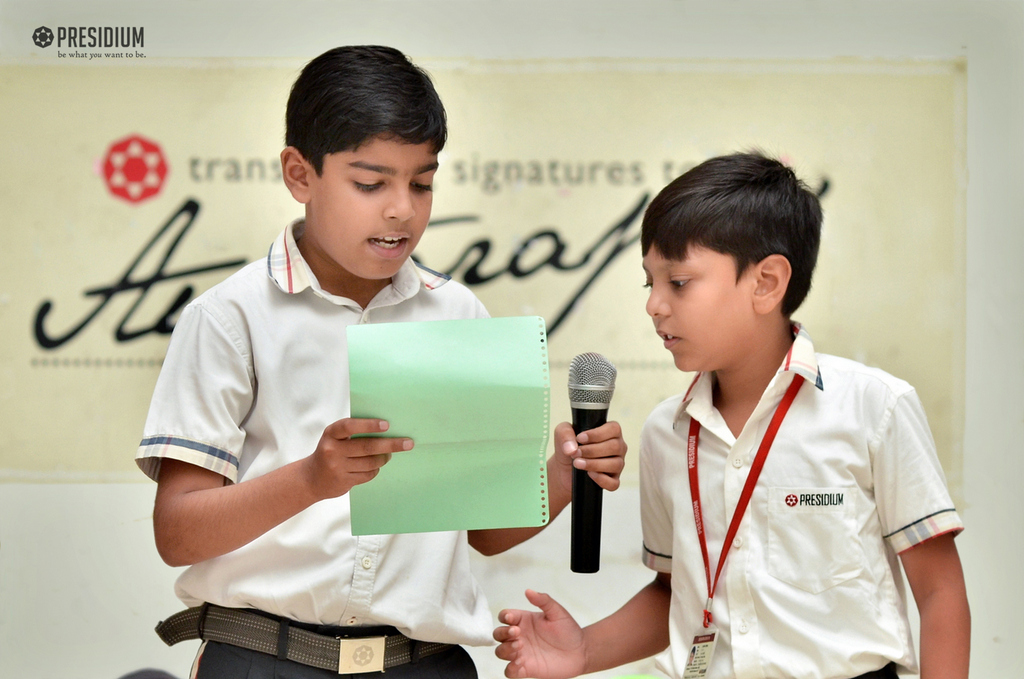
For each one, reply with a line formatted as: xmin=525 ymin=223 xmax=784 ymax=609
xmin=0 ymin=60 xmax=965 ymax=486
xmin=0 ymin=58 xmax=964 ymax=678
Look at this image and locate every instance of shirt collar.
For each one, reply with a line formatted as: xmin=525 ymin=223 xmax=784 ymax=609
xmin=674 ymin=322 xmax=824 ymax=425
xmin=266 ymin=219 xmax=450 ymax=304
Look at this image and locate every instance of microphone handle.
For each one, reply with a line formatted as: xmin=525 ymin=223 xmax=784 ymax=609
xmin=570 ymin=407 xmax=608 ymax=573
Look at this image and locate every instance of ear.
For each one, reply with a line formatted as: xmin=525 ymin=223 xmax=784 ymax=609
xmin=280 ymin=146 xmax=315 ymax=204
xmin=751 ymin=254 xmax=792 ymax=315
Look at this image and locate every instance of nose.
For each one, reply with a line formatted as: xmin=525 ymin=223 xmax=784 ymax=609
xmin=384 ymin=187 xmax=416 ymax=222
xmin=645 ymin=284 xmax=666 ymax=319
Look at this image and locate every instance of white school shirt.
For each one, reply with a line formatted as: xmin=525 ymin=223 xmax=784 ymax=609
xmin=136 ymin=220 xmax=495 ymax=646
xmin=640 ymin=324 xmax=963 ymax=679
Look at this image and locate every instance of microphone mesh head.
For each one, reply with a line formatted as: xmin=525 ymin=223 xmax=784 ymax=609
xmin=568 ymin=352 xmax=617 ymax=407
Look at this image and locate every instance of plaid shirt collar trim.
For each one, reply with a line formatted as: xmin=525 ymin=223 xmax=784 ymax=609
xmin=266 ymin=219 xmax=450 ymax=297
xmin=674 ymin=322 xmax=824 ymax=423
xmin=413 ymin=261 xmax=452 ymax=291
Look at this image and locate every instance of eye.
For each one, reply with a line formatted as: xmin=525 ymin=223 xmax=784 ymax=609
xmin=642 ymin=281 xmax=652 ymax=289
xmin=411 ymin=182 xmax=433 ymax=193
xmin=354 ymin=182 xmax=382 ymax=193
xmin=671 ymin=280 xmax=688 ymax=289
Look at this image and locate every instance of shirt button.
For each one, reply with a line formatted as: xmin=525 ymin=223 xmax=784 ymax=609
xmin=738 ymin=621 xmax=749 ymax=634
xmin=732 ymin=457 xmax=743 ymax=468
xmin=733 ymin=537 xmax=743 ymax=549
xmin=347 ymin=617 xmax=358 ymax=625
xmin=361 ymin=556 xmax=373 ymax=569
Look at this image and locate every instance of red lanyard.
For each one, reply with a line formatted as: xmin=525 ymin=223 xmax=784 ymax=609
xmin=687 ymin=374 xmax=805 ymax=628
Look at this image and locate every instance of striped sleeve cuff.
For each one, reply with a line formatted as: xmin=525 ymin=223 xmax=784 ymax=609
xmin=643 ymin=543 xmax=673 ymax=572
xmin=136 ymin=435 xmax=240 ymax=483
xmin=885 ymin=508 xmax=964 ymax=554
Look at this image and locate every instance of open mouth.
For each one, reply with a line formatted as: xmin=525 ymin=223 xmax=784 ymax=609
xmin=369 ymin=236 xmax=406 ymax=250
xmin=657 ymin=330 xmax=681 ymax=349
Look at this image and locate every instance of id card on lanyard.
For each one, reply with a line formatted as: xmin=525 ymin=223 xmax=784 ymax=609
xmin=683 ymin=374 xmax=805 ymax=676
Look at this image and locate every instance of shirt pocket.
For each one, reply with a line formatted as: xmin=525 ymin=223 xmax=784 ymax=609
xmin=766 ymin=487 xmax=861 ymax=594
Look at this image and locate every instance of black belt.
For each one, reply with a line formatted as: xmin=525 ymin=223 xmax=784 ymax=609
xmin=155 ymin=604 xmax=455 ymax=674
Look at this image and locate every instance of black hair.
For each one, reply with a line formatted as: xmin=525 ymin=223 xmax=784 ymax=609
xmin=641 ymin=151 xmax=822 ymax=316
xmin=285 ymin=45 xmax=447 ymax=174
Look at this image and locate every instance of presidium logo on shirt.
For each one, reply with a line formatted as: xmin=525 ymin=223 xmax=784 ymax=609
xmin=784 ymin=492 xmax=846 ymax=508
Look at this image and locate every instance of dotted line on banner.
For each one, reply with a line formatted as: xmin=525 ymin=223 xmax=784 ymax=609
xmin=30 ymin=357 xmax=164 ymax=368
xmin=548 ymin=359 xmax=676 ymax=371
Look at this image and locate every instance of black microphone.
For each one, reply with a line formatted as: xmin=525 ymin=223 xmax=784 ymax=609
xmin=568 ymin=352 xmax=617 ymax=573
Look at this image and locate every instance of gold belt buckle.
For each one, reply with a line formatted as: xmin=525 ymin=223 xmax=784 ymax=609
xmin=338 ymin=636 xmax=386 ymax=674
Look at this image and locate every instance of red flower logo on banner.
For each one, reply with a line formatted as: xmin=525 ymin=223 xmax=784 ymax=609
xmin=102 ymin=134 xmax=168 ymax=204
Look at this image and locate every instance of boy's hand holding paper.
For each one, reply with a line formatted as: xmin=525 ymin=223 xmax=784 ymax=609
xmin=347 ymin=316 xmax=553 ymax=535
xmin=304 ymin=417 xmax=410 ymax=499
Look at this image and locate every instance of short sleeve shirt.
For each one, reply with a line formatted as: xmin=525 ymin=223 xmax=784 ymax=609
xmin=136 ymin=220 xmax=494 ymax=645
xmin=639 ymin=324 xmax=963 ymax=679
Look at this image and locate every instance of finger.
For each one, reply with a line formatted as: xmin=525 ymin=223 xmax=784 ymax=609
xmin=552 ymin=421 xmax=580 ymax=457
xmin=577 ymin=444 xmax=622 ymax=481
xmin=324 ymin=418 xmax=391 ymax=440
xmin=572 ymin=453 xmax=625 ymax=475
xmin=342 ymin=451 xmax=393 ymax=474
xmin=353 ymin=437 xmax=413 ymax=457
xmin=587 ymin=469 xmax=621 ymax=491
xmin=493 ymin=624 xmax=517 ymax=643
xmin=524 ymin=589 xmax=565 ymax=618
xmin=561 ymin=422 xmax=628 ymax=459
xmin=326 ymin=436 xmax=411 ymax=461
xmin=497 ymin=608 xmax=524 ymax=626
xmin=577 ymin=436 xmax=623 ymax=456
xmin=507 ymin=655 xmax=531 ymax=679
xmin=494 ymin=638 xmax=519 ymax=660
xmin=576 ymin=420 xmax=623 ymax=444
xmin=574 ymin=432 xmax=626 ymax=461
xmin=573 ymin=444 xmax=627 ymax=470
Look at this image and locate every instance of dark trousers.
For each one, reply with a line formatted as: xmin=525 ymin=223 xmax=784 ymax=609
xmin=853 ymin=662 xmax=899 ymax=679
xmin=192 ymin=641 xmax=478 ymax=679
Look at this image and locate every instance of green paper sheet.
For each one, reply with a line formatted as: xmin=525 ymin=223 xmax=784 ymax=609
xmin=347 ymin=316 xmax=551 ymax=535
